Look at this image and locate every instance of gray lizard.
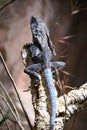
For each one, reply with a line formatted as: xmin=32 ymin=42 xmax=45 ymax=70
xmin=23 ymin=16 xmax=65 ymax=130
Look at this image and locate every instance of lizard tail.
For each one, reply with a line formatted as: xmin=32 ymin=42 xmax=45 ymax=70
xmin=43 ymin=68 xmax=56 ymax=130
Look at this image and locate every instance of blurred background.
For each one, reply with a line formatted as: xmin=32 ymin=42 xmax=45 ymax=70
xmin=0 ymin=0 xmax=87 ymax=130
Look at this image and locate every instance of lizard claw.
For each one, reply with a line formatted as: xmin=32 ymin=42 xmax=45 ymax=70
xmin=23 ymin=78 xmax=41 ymax=92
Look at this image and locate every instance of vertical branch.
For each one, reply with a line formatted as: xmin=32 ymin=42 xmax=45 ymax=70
xmin=31 ymin=78 xmax=50 ymax=130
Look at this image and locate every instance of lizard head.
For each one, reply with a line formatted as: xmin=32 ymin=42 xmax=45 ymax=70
xmin=30 ymin=16 xmax=44 ymax=29
xmin=30 ymin=16 xmax=46 ymax=51
xmin=30 ymin=16 xmax=56 ymax=56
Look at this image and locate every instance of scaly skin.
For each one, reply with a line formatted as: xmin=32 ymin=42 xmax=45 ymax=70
xmin=30 ymin=16 xmax=57 ymax=130
xmin=22 ymin=16 xmax=65 ymax=130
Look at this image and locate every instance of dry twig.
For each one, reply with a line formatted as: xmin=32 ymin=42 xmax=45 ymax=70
xmin=0 ymin=0 xmax=16 ymax=11
xmin=0 ymin=53 xmax=32 ymax=129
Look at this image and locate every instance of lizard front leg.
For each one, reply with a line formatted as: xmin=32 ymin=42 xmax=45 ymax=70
xmin=24 ymin=63 xmax=41 ymax=91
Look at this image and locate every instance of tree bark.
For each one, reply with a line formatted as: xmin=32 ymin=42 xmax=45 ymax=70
xmin=31 ymin=77 xmax=87 ymax=130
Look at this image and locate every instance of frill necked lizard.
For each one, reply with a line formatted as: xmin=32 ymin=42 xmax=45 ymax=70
xmin=21 ymin=16 xmax=65 ymax=130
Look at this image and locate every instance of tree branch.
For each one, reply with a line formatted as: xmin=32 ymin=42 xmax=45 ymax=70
xmin=30 ymin=75 xmax=87 ymax=130
xmin=21 ymin=42 xmax=87 ymax=130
